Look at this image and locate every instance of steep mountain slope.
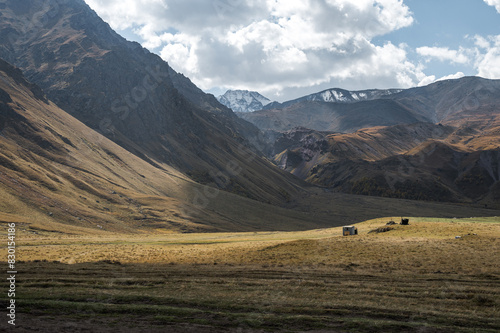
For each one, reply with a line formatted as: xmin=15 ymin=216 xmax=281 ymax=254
xmin=218 ymin=90 xmax=272 ymax=113
xmin=0 ymin=0 xmax=287 ymax=204
xmin=0 ymin=58 xmax=338 ymax=234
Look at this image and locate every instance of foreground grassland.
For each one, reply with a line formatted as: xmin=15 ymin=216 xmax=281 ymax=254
xmin=1 ymin=217 xmax=499 ymax=332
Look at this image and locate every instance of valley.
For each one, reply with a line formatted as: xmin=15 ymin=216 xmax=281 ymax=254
xmin=2 ymin=56 xmax=497 ymax=236
xmin=0 ymin=1 xmax=499 ymax=332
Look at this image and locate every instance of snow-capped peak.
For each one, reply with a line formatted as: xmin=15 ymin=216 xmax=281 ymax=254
xmin=217 ymin=90 xmax=272 ymax=113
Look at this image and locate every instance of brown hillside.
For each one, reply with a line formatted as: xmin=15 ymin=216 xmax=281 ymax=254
xmin=272 ymin=121 xmax=500 ymax=206
xmin=0 ymin=58 xmax=334 ymax=234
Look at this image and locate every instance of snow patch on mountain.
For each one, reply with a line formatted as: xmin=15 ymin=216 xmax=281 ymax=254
xmin=217 ymin=90 xmax=272 ymax=113
xmin=260 ymin=88 xmax=404 ymax=110
xmin=304 ymin=88 xmax=403 ymax=104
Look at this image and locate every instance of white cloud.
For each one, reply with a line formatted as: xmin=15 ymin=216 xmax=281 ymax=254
xmin=416 ymin=46 xmax=469 ymax=64
xmin=484 ymin=0 xmax=500 ymax=13
xmin=474 ymin=35 xmax=491 ymax=49
xmin=474 ymin=35 xmax=500 ymax=79
xmin=417 ymin=72 xmax=465 ymax=87
xmin=415 ymin=32 xmax=500 ymax=83
xmin=437 ymin=72 xmax=466 ymax=81
xmin=85 ymin=0 xmax=422 ymax=100
xmin=415 ymin=33 xmax=500 ymax=82
xmin=85 ymin=0 xmax=171 ymax=31
xmin=417 ymin=75 xmax=436 ymax=87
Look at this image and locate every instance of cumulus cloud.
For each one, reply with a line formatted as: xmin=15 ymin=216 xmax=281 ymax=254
xmin=85 ymin=0 xmax=429 ymax=100
xmin=416 ymin=46 xmax=470 ymax=64
xmin=484 ymin=0 xmax=500 ymax=13
xmin=474 ymin=35 xmax=500 ymax=79
xmin=417 ymin=71 xmax=466 ymax=87
xmin=437 ymin=72 xmax=466 ymax=81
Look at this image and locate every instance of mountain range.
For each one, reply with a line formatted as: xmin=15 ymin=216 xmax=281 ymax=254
xmin=239 ymin=77 xmax=500 ymax=133
xmin=238 ymin=77 xmax=500 ymax=206
xmin=3 ymin=57 xmax=482 ymax=234
xmin=263 ymin=87 xmax=403 ymax=110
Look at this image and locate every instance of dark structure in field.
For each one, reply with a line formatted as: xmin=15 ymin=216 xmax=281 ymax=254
xmin=343 ymin=226 xmax=358 ymax=236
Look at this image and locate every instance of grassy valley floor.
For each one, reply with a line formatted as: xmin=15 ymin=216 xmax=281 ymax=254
xmin=1 ymin=217 xmax=499 ymax=332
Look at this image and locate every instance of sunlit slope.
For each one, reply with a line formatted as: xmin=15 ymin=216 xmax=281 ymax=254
xmin=0 ymin=59 xmax=330 ymax=234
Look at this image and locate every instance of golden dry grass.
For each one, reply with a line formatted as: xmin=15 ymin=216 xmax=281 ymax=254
xmin=6 ymin=216 xmax=499 ymax=274
xmin=3 ymin=217 xmax=499 ymax=332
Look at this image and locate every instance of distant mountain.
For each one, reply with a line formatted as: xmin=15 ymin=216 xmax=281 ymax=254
xmin=218 ymin=90 xmax=272 ymax=113
xmin=263 ymin=88 xmax=402 ymax=110
xmin=240 ymin=77 xmax=500 ymax=133
xmin=239 ymin=77 xmax=500 ymax=206
xmin=384 ymin=76 xmax=500 ymax=124
xmin=240 ymin=98 xmax=423 ymax=133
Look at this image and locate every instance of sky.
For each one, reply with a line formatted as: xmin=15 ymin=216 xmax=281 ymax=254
xmin=84 ymin=0 xmax=500 ymax=102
